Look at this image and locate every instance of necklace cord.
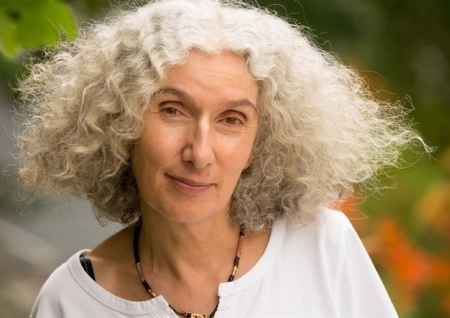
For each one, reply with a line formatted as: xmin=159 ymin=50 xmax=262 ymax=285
xmin=133 ymin=218 xmax=245 ymax=318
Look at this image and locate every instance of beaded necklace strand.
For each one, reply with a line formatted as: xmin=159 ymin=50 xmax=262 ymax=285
xmin=133 ymin=218 xmax=245 ymax=318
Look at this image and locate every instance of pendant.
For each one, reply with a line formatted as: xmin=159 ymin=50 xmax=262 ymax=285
xmin=188 ymin=314 xmax=208 ymax=318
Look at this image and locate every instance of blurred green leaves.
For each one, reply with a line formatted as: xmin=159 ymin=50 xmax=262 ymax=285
xmin=0 ymin=0 xmax=76 ymax=58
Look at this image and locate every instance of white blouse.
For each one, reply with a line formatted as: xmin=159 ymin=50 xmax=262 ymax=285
xmin=31 ymin=209 xmax=397 ymax=317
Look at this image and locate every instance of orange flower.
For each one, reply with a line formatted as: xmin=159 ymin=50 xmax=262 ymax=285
xmin=413 ymin=182 xmax=450 ymax=241
xmin=375 ymin=218 xmax=430 ymax=308
xmin=429 ymin=256 xmax=450 ymax=289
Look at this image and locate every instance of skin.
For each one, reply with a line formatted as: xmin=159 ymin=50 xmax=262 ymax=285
xmin=132 ymin=49 xmax=259 ymax=228
xmin=88 ymin=51 xmax=270 ymax=315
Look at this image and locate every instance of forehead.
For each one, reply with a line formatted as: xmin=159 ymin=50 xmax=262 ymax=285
xmin=159 ymin=50 xmax=259 ymax=103
xmin=167 ymin=50 xmax=250 ymax=75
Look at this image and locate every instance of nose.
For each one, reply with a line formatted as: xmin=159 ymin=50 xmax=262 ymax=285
xmin=182 ymin=119 xmax=215 ymax=169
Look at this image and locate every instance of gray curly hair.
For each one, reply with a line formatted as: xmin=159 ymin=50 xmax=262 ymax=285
xmin=16 ymin=0 xmax=427 ymax=231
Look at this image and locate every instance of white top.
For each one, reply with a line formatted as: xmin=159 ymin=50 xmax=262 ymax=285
xmin=30 ymin=209 xmax=398 ymax=317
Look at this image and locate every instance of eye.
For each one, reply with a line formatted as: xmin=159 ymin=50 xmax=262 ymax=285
xmin=224 ymin=116 xmax=243 ymax=125
xmin=159 ymin=102 xmax=184 ymax=117
xmin=219 ymin=110 xmax=247 ymax=126
xmin=161 ymin=106 xmax=180 ymax=115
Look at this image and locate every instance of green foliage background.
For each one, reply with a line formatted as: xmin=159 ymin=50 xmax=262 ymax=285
xmin=1 ymin=0 xmax=448 ymax=316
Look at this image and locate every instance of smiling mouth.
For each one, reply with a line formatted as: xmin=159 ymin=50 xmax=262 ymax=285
xmin=166 ymin=175 xmax=214 ymax=193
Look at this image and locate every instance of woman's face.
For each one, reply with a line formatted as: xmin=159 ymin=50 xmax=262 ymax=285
xmin=131 ymin=50 xmax=259 ymax=225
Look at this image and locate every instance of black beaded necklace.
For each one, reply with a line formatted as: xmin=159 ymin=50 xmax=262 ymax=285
xmin=133 ymin=218 xmax=245 ymax=318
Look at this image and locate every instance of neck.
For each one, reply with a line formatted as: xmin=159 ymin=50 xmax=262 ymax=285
xmin=138 ymin=211 xmax=240 ymax=281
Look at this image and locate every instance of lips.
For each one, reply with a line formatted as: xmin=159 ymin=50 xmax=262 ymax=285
xmin=166 ymin=174 xmax=214 ymax=194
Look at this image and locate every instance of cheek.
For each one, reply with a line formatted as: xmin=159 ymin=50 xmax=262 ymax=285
xmin=221 ymin=136 xmax=255 ymax=172
xmin=134 ymin=122 xmax=183 ymax=163
xmin=132 ymin=141 xmax=172 ymax=175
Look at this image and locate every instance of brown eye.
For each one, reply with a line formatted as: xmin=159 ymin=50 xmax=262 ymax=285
xmin=224 ymin=117 xmax=243 ymax=125
xmin=159 ymin=101 xmax=184 ymax=117
xmin=162 ymin=107 xmax=180 ymax=115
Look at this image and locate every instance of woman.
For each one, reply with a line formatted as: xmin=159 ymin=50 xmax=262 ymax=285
xmin=18 ymin=0 xmax=427 ymax=317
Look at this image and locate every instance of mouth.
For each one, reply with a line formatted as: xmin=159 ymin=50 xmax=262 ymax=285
xmin=166 ymin=174 xmax=214 ymax=194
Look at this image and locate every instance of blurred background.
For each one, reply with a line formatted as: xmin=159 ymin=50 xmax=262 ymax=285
xmin=0 ymin=0 xmax=449 ymax=317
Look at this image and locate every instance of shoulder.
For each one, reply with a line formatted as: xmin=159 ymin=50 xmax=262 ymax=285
xmin=284 ymin=208 xmax=357 ymax=248
xmin=279 ymin=208 xmax=372 ymax=277
xmin=30 ymin=246 xmax=171 ymax=317
xmin=30 ymin=251 xmax=87 ymax=317
xmin=315 ymin=208 xmax=354 ymax=231
xmin=37 ymin=251 xmax=85 ymax=296
xmin=284 ymin=209 xmax=397 ymax=316
xmin=262 ymin=209 xmax=361 ymax=281
xmin=315 ymin=208 xmax=358 ymax=244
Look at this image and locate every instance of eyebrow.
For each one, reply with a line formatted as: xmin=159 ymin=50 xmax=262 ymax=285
xmin=152 ymin=86 xmax=258 ymax=112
